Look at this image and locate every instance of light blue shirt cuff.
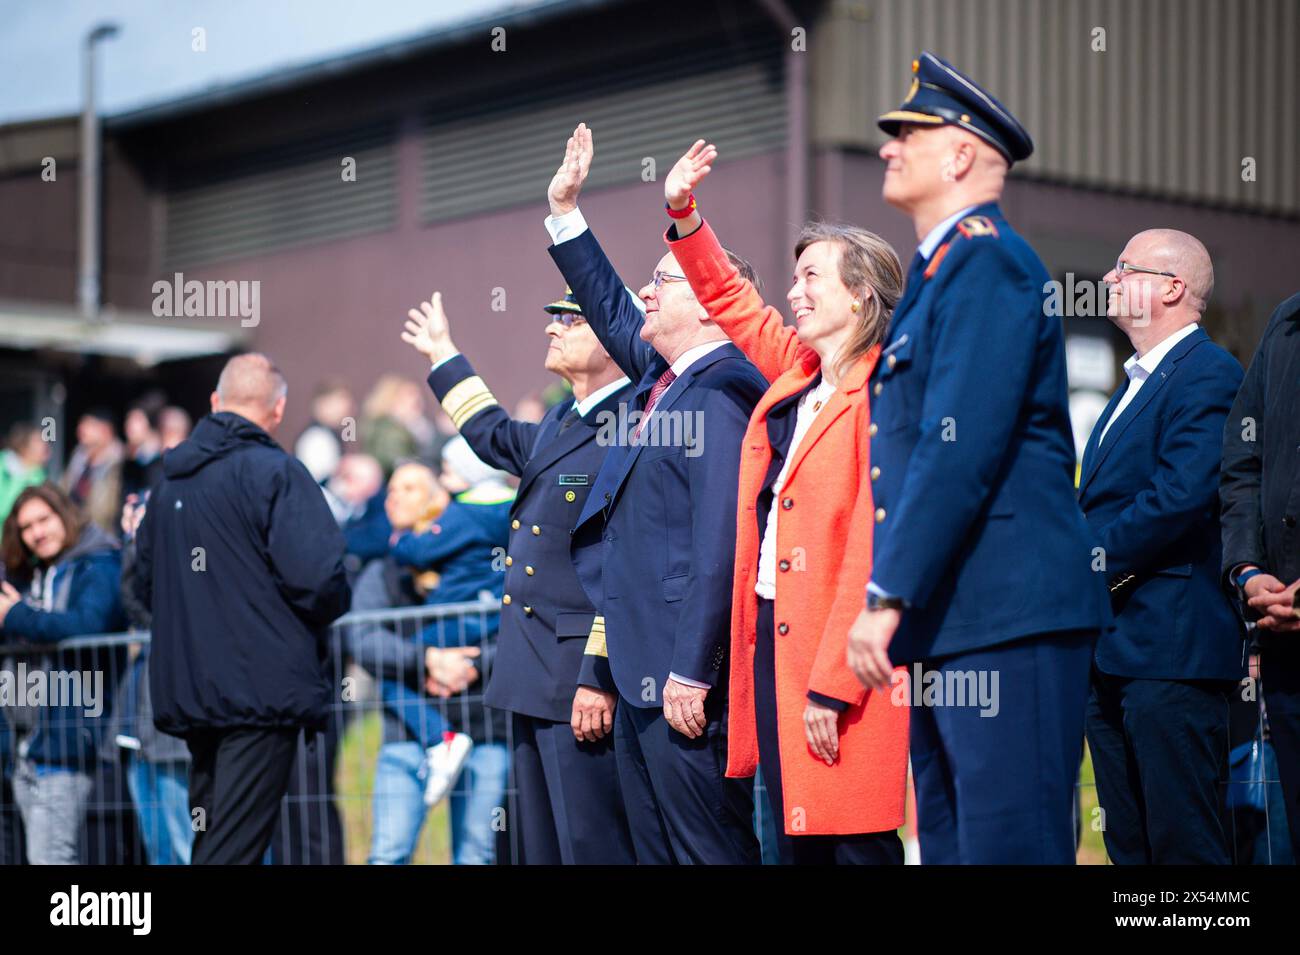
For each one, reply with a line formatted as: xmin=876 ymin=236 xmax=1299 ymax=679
xmin=668 ymin=671 xmax=712 ymax=690
xmin=429 ymin=352 xmax=461 ymax=373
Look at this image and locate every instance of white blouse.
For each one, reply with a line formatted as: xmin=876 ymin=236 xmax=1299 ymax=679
xmin=756 ymin=377 xmax=837 ymax=599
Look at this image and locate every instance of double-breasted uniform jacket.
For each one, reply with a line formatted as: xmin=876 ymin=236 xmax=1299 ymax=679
xmin=428 ymin=354 xmax=633 ymax=722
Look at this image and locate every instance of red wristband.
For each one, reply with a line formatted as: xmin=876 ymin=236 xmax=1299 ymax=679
xmin=665 ymin=195 xmax=697 ymax=219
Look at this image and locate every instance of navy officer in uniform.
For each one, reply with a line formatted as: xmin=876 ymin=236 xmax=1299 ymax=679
xmin=846 ymin=53 xmax=1111 ymax=863
xmin=400 ymin=287 xmax=635 ymax=865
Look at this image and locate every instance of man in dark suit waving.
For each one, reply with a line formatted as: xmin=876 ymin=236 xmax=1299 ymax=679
xmin=544 ymin=123 xmax=765 ymax=864
xmin=1079 ymin=229 xmax=1244 ymax=864
xmin=400 ymin=287 xmax=636 ymax=865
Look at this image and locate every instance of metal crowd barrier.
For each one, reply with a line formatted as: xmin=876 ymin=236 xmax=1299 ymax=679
xmin=0 ymin=603 xmax=1292 ymax=864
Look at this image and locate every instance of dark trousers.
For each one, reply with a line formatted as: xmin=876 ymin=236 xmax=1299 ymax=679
xmin=269 ymin=724 xmax=346 ymax=865
xmin=754 ymin=598 xmax=902 ymax=865
xmin=910 ymin=629 xmax=1096 ymax=864
xmin=0 ymin=767 xmax=24 ymax=865
xmin=613 ymin=691 xmax=760 ymax=865
xmin=510 ymin=711 xmax=635 ymax=864
xmin=1085 ymin=669 xmax=1232 ymax=864
xmin=1263 ymin=645 xmax=1300 ymax=861
xmin=186 ymin=727 xmax=299 ymax=865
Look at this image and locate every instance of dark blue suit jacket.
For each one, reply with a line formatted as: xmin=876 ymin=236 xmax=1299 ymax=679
xmin=426 ymin=354 xmax=634 ymax=722
xmin=550 ymin=228 xmax=767 ymax=707
xmin=1078 ymin=326 xmax=1245 ymax=681
xmin=868 ymin=202 xmax=1111 ymax=663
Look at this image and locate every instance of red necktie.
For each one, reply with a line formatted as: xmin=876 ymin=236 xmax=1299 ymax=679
xmin=635 ymin=367 xmax=677 ymax=440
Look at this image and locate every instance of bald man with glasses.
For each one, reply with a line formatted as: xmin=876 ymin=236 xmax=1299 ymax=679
xmin=1078 ymin=229 xmax=1245 ymax=864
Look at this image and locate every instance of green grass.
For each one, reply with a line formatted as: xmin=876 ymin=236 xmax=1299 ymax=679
xmin=1077 ymin=743 xmax=1108 ymax=864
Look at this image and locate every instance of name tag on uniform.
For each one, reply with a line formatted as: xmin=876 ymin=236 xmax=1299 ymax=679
xmin=558 ymin=474 xmax=589 ymax=486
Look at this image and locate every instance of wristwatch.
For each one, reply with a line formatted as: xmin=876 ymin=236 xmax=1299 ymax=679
xmin=866 ymin=591 xmax=906 ymax=612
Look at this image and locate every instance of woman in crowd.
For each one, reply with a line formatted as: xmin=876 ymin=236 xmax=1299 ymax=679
xmin=659 ymin=140 xmax=910 ymax=864
xmin=0 ymin=483 xmax=124 ymax=864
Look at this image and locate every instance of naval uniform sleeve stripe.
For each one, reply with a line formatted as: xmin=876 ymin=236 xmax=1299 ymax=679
xmin=584 ymin=615 xmax=608 ymax=658
xmin=441 ymin=377 xmax=499 ymax=429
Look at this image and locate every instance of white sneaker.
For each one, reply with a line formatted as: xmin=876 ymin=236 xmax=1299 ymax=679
xmin=424 ymin=732 xmax=473 ymax=806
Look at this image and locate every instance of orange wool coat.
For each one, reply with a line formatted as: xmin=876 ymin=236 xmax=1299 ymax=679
xmin=668 ymin=221 xmax=909 ymax=836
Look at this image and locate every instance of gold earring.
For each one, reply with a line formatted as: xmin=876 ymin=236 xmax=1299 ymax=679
xmin=851 ymin=300 xmax=861 ymax=313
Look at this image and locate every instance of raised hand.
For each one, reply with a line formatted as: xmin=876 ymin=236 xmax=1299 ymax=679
xmin=547 ymin=122 xmax=594 ymax=218
xmin=401 ymin=292 xmax=458 ymax=365
xmin=665 ymin=139 xmax=717 ymax=210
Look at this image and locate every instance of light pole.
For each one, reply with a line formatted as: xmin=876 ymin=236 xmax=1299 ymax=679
xmin=79 ymin=22 xmax=119 ymax=321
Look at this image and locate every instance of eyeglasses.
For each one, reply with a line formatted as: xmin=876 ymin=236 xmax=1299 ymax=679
xmin=653 ymin=270 xmax=689 ymax=289
xmin=546 ymin=313 xmax=587 ymax=328
xmin=1115 ymin=260 xmax=1177 ymax=279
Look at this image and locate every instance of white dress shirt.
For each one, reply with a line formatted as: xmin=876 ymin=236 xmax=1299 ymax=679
xmin=574 ymin=375 xmax=631 ymax=418
xmin=1097 ymin=323 xmax=1200 ymax=445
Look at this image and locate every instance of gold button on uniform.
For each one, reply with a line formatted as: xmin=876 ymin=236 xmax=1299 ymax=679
xmin=505 ymin=556 xmax=513 ymax=567
xmin=502 ymin=594 xmax=512 ymax=605
xmin=875 ymin=508 xmax=886 ymax=523
xmin=511 ymin=519 xmax=520 ymax=530
xmin=523 ymin=606 xmax=533 ymax=616
xmin=525 ymin=566 xmax=535 ymax=576
xmin=565 ymin=490 xmax=576 ymax=502
xmin=871 ymin=466 xmax=881 ymax=481
xmin=887 ymin=354 xmax=897 ymax=369
xmin=873 ymin=382 xmax=882 ymax=396
xmin=531 ymin=525 xmax=541 ymax=535
xmin=869 ymin=423 xmax=878 ymax=436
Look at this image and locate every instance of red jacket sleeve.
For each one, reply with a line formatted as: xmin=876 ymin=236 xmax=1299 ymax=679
xmin=666 ymin=219 xmax=810 ymax=385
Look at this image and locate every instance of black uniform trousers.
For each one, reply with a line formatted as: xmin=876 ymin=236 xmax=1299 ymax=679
xmin=509 ymin=711 xmax=634 ymax=864
xmin=613 ymin=689 xmax=760 ymax=865
xmin=1085 ymin=669 xmax=1232 ymax=864
xmin=186 ymin=726 xmax=299 ymax=865
xmin=753 ymin=597 xmax=903 ymax=865
xmin=1263 ymin=644 xmax=1300 ymax=861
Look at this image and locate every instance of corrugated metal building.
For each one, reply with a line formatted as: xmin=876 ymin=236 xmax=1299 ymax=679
xmin=1 ymin=0 xmax=1296 ymax=452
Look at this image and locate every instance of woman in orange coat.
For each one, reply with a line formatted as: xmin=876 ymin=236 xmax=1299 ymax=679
xmin=661 ymin=141 xmax=909 ymax=864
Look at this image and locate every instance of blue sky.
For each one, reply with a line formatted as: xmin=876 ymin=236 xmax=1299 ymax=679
xmin=0 ymin=0 xmax=546 ymax=124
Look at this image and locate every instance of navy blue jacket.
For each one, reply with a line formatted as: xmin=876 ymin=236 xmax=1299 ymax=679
xmin=1 ymin=522 xmax=125 ymax=767
xmin=1221 ymin=292 xmax=1300 ymax=642
xmin=390 ymin=489 xmax=513 ymax=647
xmin=387 ymin=492 xmax=513 ymax=745
xmin=135 ymin=412 xmax=351 ymax=734
xmin=428 ymin=353 xmax=634 ymax=722
xmin=869 ymin=203 xmax=1111 ymax=663
xmin=1079 ymin=327 xmax=1245 ymax=680
xmin=551 ymin=228 xmax=767 ymax=706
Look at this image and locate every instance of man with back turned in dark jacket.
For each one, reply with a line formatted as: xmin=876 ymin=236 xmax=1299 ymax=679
xmin=134 ymin=353 xmax=351 ymax=865
xmin=1221 ymin=290 xmax=1300 ymax=862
